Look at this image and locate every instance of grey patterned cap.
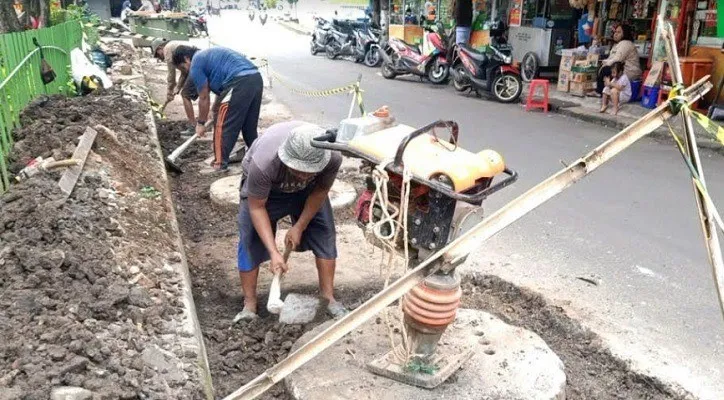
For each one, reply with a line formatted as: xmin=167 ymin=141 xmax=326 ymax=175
xmin=278 ymin=124 xmax=331 ymax=173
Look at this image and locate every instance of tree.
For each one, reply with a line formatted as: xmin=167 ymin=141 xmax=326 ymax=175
xmin=379 ymin=0 xmax=388 ymax=42
xmin=0 ymin=1 xmax=22 ymax=33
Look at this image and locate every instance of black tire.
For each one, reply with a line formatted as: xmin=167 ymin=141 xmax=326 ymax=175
xmin=381 ymin=61 xmax=397 ymax=79
xmin=364 ymin=47 xmax=381 ymax=67
xmin=452 ymin=65 xmax=469 ymax=92
xmin=520 ymin=52 xmax=539 ymax=83
xmin=427 ymin=58 xmax=449 ymax=85
xmin=326 ymin=42 xmax=340 ymax=60
xmin=492 ymin=72 xmax=523 ymax=103
xmin=310 ymin=39 xmax=318 ymax=55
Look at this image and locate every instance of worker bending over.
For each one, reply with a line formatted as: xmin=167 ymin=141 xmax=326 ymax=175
xmin=151 ymin=39 xmax=197 ymax=131
xmin=234 ymin=121 xmax=348 ymax=321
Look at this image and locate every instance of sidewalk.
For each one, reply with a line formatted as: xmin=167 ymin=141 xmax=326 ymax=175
xmin=526 ymin=84 xmax=724 ymax=152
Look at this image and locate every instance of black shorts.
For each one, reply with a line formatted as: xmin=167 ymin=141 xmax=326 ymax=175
xmin=237 ymin=188 xmax=337 ymax=271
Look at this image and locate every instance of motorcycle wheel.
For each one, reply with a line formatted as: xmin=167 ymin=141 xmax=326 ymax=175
xmin=492 ymin=73 xmax=523 ymax=103
xmin=310 ymin=40 xmax=318 ymax=55
xmin=381 ymin=61 xmax=397 ymax=79
xmin=326 ymin=43 xmax=340 ymax=60
xmin=428 ymin=59 xmax=449 ymax=85
xmin=364 ymin=48 xmax=381 ymax=67
xmin=452 ymin=65 xmax=470 ymax=92
xmin=520 ymin=52 xmax=539 ymax=83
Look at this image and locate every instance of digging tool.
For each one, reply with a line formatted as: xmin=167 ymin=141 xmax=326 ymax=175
xmin=164 ymin=121 xmax=214 ymax=173
xmin=267 ymin=244 xmax=322 ymax=324
xmin=222 ymin=77 xmax=712 ymax=400
xmin=59 ymin=127 xmax=97 ymax=200
xmin=164 ymin=133 xmax=198 ymax=173
xmin=267 ymin=245 xmax=292 ymax=314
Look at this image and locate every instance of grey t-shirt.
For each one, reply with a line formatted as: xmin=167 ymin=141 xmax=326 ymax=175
xmin=241 ymin=121 xmax=342 ymax=199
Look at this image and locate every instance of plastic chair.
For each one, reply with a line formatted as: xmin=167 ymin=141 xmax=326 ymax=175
xmin=526 ymin=79 xmax=549 ymax=113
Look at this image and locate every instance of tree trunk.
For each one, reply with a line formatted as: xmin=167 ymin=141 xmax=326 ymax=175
xmin=0 ymin=0 xmax=22 ymax=33
xmin=372 ymin=0 xmax=380 ymax=26
xmin=38 ymin=0 xmax=49 ymax=28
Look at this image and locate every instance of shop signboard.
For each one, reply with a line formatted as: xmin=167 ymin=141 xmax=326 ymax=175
xmin=509 ymin=0 xmax=523 ymax=26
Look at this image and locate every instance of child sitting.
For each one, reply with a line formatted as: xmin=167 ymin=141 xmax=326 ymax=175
xmin=600 ymin=62 xmax=632 ymax=115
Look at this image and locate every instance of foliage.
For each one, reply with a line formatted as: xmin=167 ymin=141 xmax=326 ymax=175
xmin=286 ymin=0 xmax=297 ymax=5
xmin=50 ymin=4 xmax=100 ymax=46
xmin=61 ymin=65 xmax=77 ymax=96
xmin=177 ymin=0 xmax=189 ymax=11
xmin=265 ymin=0 xmax=278 ymax=8
xmin=140 ymin=186 xmax=162 ymax=199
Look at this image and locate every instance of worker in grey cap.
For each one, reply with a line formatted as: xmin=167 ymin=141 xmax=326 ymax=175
xmin=234 ymin=121 xmax=347 ymax=321
xmin=151 ymin=38 xmax=197 ymax=130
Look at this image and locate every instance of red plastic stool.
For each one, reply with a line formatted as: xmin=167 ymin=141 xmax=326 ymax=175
xmin=526 ymin=79 xmax=549 ymax=113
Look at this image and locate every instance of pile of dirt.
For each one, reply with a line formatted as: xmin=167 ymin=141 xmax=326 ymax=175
xmin=461 ymin=274 xmax=691 ymax=400
xmin=0 ymin=91 xmax=207 ymax=399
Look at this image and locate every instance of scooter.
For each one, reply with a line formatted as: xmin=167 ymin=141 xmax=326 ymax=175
xmin=248 ymin=8 xmax=255 ymax=21
xmin=188 ymin=10 xmax=208 ymax=37
xmin=310 ymin=17 xmax=332 ymax=55
xmin=324 ymin=19 xmax=363 ymax=61
xmin=450 ymin=21 xmax=523 ymax=103
xmin=379 ymin=22 xmax=450 ymax=85
xmin=259 ymin=10 xmax=267 ymax=25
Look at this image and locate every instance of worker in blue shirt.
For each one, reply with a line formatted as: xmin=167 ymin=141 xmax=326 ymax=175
xmin=172 ymin=45 xmax=264 ymax=171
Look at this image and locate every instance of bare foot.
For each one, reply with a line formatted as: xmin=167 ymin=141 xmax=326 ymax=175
xmin=614 ymin=106 xmax=620 ymax=115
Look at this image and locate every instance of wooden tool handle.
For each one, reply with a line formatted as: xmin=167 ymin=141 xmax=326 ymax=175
xmin=267 ymin=245 xmax=293 ymax=314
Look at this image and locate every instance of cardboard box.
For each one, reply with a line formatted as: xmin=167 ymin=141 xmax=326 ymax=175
xmin=560 ymin=55 xmax=574 ymax=71
xmin=557 ymin=71 xmax=571 ymax=92
xmin=572 ymin=72 xmax=594 ymax=83
xmin=574 ymin=59 xmax=592 ymax=68
xmin=570 ymin=81 xmax=596 ymax=96
xmin=587 ymin=53 xmax=600 ymax=64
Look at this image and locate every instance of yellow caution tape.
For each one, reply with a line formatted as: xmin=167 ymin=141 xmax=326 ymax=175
xmin=668 ymin=85 xmax=724 ymax=146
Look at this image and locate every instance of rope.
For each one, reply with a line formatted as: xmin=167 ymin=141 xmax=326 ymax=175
xmin=366 ymin=159 xmax=414 ymax=364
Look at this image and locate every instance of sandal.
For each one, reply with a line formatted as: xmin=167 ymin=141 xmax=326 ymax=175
xmin=326 ymin=301 xmax=349 ymax=319
xmin=232 ymin=307 xmax=259 ymax=323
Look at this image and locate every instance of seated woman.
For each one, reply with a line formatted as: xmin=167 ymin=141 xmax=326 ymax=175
xmin=600 ymin=62 xmax=632 ymax=115
xmin=594 ymin=24 xmax=642 ymax=96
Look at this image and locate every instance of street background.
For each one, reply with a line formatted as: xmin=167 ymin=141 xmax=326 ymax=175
xmin=204 ymin=9 xmax=723 ymax=398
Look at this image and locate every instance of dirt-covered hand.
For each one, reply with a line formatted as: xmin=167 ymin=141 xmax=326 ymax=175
xmin=269 ymin=251 xmax=288 ymax=274
xmin=285 ymin=225 xmax=303 ymax=251
xmin=195 ymin=123 xmax=206 ymax=138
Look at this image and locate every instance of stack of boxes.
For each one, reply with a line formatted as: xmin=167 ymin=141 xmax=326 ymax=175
xmin=557 ymin=50 xmax=600 ymax=96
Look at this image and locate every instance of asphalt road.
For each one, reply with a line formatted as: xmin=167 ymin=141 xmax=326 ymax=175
xmin=207 ymin=11 xmax=723 ymax=398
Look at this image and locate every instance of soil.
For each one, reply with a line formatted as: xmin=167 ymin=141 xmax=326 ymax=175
xmin=461 ymin=274 xmax=692 ymax=400
xmin=0 ymin=87 xmax=206 ymax=399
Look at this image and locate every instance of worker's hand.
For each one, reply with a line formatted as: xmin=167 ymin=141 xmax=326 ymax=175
xmin=285 ymin=225 xmax=303 ymax=251
xmin=195 ymin=123 xmax=206 ymax=138
xmin=269 ymin=251 xmax=289 ymax=275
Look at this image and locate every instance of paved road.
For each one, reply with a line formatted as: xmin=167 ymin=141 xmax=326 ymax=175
xmin=208 ymin=12 xmax=724 ymax=398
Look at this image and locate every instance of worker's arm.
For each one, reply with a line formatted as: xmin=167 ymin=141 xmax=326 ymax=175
xmin=286 ymin=186 xmax=329 ymax=249
xmin=195 ymin=83 xmax=211 ymax=137
xmin=166 ymin=57 xmax=177 ymax=102
xmin=176 ymin=71 xmax=188 ymax=96
xmin=249 ymin=196 xmax=287 ymax=273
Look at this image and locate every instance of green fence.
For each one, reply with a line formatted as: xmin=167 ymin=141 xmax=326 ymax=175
xmin=0 ymin=21 xmax=83 ymax=193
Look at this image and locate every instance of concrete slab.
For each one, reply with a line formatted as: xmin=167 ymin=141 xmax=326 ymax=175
xmin=209 ymin=174 xmax=358 ymax=210
xmin=278 ymin=293 xmax=321 ymax=324
xmin=285 ymin=308 xmax=567 ymax=400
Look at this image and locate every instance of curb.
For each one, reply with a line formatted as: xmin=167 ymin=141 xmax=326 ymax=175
xmin=276 ymin=20 xmax=312 ymax=36
xmin=548 ymin=103 xmax=724 ymax=155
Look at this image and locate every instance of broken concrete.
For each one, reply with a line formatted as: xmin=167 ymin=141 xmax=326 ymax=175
xmin=285 ymin=308 xmax=567 ymax=400
xmin=278 ymin=293 xmax=321 ymax=324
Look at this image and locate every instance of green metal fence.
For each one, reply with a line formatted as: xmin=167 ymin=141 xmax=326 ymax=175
xmin=0 ymin=21 xmax=83 ymax=193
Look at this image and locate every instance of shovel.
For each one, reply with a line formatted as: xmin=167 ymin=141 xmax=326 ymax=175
xmin=266 ymin=244 xmax=293 ymax=314
xmin=163 ymin=121 xmax=212 ymax=173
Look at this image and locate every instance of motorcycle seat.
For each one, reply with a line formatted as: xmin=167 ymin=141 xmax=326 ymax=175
xmin=396 ymin=39 xmax=421 ymax=54
xmin=459 ymin=44 xmax=487 ymax=62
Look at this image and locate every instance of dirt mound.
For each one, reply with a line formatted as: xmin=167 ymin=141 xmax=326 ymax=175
xmin=0 ymin=93 xmax=206 ymax=399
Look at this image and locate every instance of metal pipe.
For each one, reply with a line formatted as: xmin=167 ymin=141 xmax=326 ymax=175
xmin=222 ymin=77 xmax=711 ymax=400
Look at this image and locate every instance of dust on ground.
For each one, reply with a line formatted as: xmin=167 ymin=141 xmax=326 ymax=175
xmin=0 ymin=88 xmax=206 ymax=399
xmin=461 ymin=274 xmax=692 ymax=400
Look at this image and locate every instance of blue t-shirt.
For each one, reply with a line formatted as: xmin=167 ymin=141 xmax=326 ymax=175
xmin=189 ymin=47 xmax=258 ymax=95
xmin=578 ymin=13 xmax=592 ymax=44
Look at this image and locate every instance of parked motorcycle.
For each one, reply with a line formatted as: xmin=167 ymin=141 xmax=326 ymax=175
xmin=379 ymin=22 xmax=450 ymax=84
xmin=259 ymin=10 xmax=267 ymax=25
xmin=188 ymin=10 xmax=208 ymax=37
xmin=450 ymin=22 xmax=522 ymax=103
xmin=248 ymin=8 xmax=255 ymax=21
xmin=310 ymin=17 xmax=332 ymax=56
xmin=326 ymin=23 xmax=381 ymax=67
